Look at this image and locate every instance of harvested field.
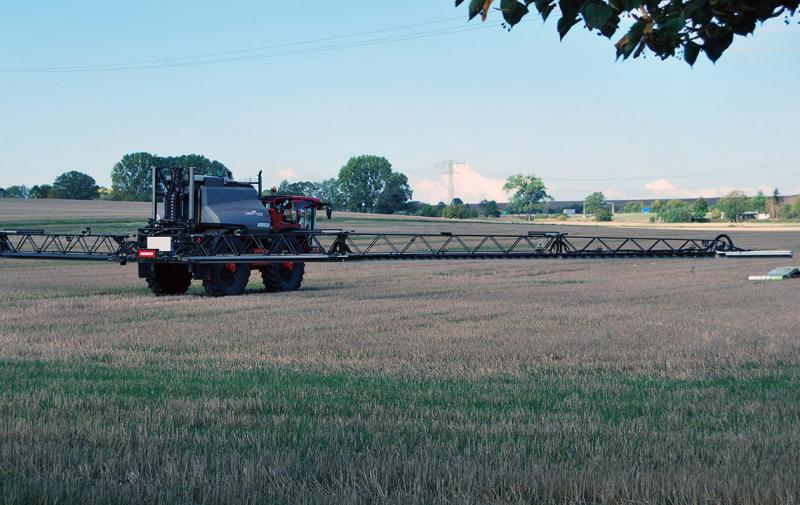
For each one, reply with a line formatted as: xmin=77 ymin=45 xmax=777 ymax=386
xmin=1 ymin=200 xmax=799 ymax=504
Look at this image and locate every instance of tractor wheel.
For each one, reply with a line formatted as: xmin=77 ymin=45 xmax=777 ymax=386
xmin=262 ymin=236 xmax=305 ymax=292
xmin=146 ymin=263 xmax=192 ymax=296
xmin=203 ymin=262 xmax=251 ymax=297
xmin=262 ymin=261 xmax=305 ymax=292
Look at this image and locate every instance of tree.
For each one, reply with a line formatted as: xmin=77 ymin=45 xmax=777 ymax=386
xmin=583 ymin=191 xmax=608 ymax=215
xmin=660 ymin=206 xmax=692 ymax=223
xmin=503 ymin=174 xmax=552 ymax=218
xmin=750 ymin=190 xmax=768 ymax=213
xmin=481 ymin=199 xmax=501 ymax=217
xmin=666 ymin=198 xmax=686 ymax=209
xmin=29 ymin=184 xmax=53 ymax=199
xmin=416 ymin=203 xmax=440 ymax=217
xmin=375 ymin=172 xmax=413 ymax=214
xmin=691 ymin=197 xmax=708 ymax=220
xmin=650 ymin=199 xmax=665 ymax=214
xmin=5 ymin=185 xmax=30 ymax=198
xmin=455 ymin=0 xmax=796 ymax=65
xmin=111 ymin=152 xmax=158 ymax=201
xmin=771 ymin=188 xmax=783 ymax=218
xmin=716 ymin=190 xmax=749 ymax=221
xmin=595 ymin=208 xmax=613 ymax=221
xmin=317 ymin=178 xmax=344 ymax=208
xmin=442 ymin=203 xmax=479 ymax=219
xmin=337 ymin=155 xmax=397 ymax=213
xmin=278 ymin=180 xmax=320 ymax=196
xmin=623 ymin=200 xmax=644 ymax=213
xmin=0 ymin=187 xmax=6 ymax=198
xmin=52 ymin=171 xmax=99 ymax=200
xmin=111 ymin=152 xmax=231 ymax=201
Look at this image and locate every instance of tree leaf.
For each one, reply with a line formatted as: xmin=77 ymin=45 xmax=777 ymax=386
xmin=683 ymin=41 xmax=701 ymax=65
xmin=581 ymin=1 xmax=615 ymax=31
xmin=557 ymin=14 xmax=580 ymax=38
xmin=701 ymin=23 xmax=733 ymax=62
xmin=614 ymin=19 xmax=646 ymax=59
xmin=468 ymin=0 xmax=485 ymax=19
xmin=455 ymin=0 xmax=465 ymax=6
xmin=533 ymin=0 xmax=556 ymax=20
xmin=500 ymin=0 xmax=530 ymax=25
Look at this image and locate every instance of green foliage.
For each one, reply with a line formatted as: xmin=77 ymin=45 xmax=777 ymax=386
xmin=278 ymin=180 xmax=319 ymax=196
xmin=716 ymin=190 xmax=750 ymax=221
xmin=4 ymin=185 xmax=30 ymax=198
xmin=583 ymin=191 xmax=608 ymax=215
xmin=481 ymin=199 xmax=501 ymax=218
xmin=691 ymin=197 xmax=708 ymax=220
xmin=650 ymin=199 xmax=665 ymax=214
xmin=375 ymin=173 xmax=413 ymax=214
xmin=456 ymin=0 xmax=796 ymax=64
xmin=779 ymin=200 xmax=800 ymax=219
xmin=442 ymin=203 xmax=479 ymax=219
xmin=416 ymin=203 xmax=440 ymax=217
xmin=750 ymin=190 xmax=768 ymax=212
xmin=666 ymin=199 xmax=686 ymax=209
xmin=594 ymin=207 xmax=613 ymax=222
xmin=772 ymin=188 xmax=783 ymax=205
xmin=623 ymin=200 xmax=644 ymax=213
xmin=503 ymin=174 xmax=551 ymax=215
xmin=452 ymin=197 xmax=465 ymax=206
xmin=709 ymin=207 xmax=723 ymax=220
xmin=52 ymin=171 xmax=99 ymax=200
xmin=317 ymin=178 xmax=344 ymax=208
xmin=29 ymin=184 xmax=53 ymax=199
xmin=0 ymin=187 xmax=6 ymax=198
xmin=111 ymin=152 xmax=231 ymax=201
xmin=659 ymin=205 xmax=693 ymax=223
xmin=337 ymin=155 xmax=411 ymax=213
xmin=110 ymin=153 xmax=158 ymax=201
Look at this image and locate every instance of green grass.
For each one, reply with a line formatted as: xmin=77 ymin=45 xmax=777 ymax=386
xmin=2 ymin=359 xmax=799 ymax=504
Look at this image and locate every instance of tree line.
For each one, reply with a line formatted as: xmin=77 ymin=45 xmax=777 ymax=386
xmin=2 ymin=155 xmax=797 ymax=222
xmin=577 ymin=188 xmax=797 ymax=222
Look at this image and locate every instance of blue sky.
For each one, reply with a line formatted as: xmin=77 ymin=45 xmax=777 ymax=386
xmin=1 ymin=1 xmax=798 ymax=202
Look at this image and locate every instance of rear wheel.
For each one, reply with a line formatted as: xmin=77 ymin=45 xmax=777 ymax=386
xmin=203 ymin=261 xmax=251 ymax=297
xmin=262 ymin=236 xmax=305 ymax=292
xmin=146 ymin=263 xmax=192 ymax=296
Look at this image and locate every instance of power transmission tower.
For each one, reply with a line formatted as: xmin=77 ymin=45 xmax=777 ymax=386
xmin=436 ymin=159 xmax=463 ymax=204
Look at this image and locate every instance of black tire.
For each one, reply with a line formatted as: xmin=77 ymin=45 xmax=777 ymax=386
xmin=262 ymin=261 xmax=305 ymax=292
xmin=712 ymin=233 xmax=735 ymax=252
xmin=203 ymin=262 xmax=251 ymax=297
xmin=262 ymin=236 xmax=305 ymax=292
xmin=146 ymin=263 xmax=192 ymax=296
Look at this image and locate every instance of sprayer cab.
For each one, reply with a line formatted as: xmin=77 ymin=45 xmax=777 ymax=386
xmin=150 ymin=166 xmax=270 ymax=233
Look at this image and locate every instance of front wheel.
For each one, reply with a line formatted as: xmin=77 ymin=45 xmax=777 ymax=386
xmin=203 ymin=262 xmax=251 ymax=297
xmin=262 ymin=261 xmax=305 ymax=292
xmin=262 ymin=236 xmax=305 ymax=292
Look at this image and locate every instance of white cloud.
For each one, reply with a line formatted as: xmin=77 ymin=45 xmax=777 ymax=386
xmin=275 ymin=168 xmax=297 ymax=180
xmin=410 ymin=164 xmax=507 ymax=204
xmin=642 ymin=178 xmax=772 ymax=199
xmin=603 ymin=188 xmax=626 ymax=199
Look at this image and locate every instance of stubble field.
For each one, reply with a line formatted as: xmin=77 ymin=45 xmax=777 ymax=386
xmin=1 ymin=199 xmax=799 ymax=504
